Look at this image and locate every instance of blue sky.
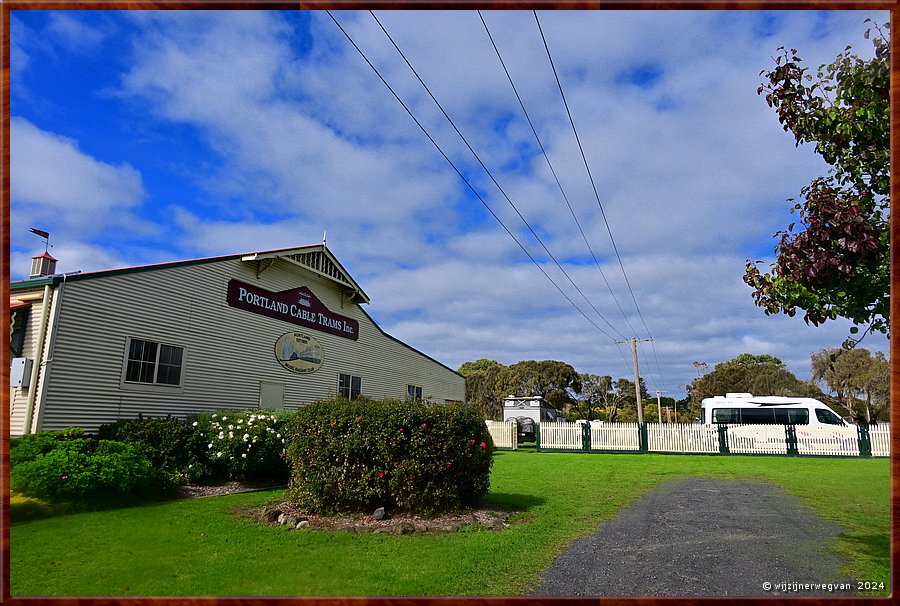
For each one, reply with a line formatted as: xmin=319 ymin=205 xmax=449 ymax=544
xmin=8 ymin=9 xmax=890 ymax=397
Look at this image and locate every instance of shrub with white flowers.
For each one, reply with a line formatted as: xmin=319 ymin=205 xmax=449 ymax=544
xmin=194 ymin=410 xmax=290 ymax=482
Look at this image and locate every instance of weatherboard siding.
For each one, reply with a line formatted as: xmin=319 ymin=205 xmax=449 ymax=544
xmin=9 ymin=288 xmax=55 ymax=435
xmin=35 ymin=257 xmax=464 ymax=432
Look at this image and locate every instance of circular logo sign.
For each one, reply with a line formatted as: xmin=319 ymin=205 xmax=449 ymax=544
xmin=275 ymin=332 xmax=324 ymax=374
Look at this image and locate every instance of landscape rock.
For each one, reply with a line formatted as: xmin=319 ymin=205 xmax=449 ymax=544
xmin=392 ymin=522 xmax=414 ymax=535
xmin=296 ymin=520 xmax=310 ymax=529
xmin=263 ymin=506 xmax=283 ymax=523
xmin=373 ymin=507 xmax=387 ymax=520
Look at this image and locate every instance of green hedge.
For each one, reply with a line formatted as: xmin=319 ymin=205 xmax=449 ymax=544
xmin=11 ymin=438 xmax=175 ymax=501
xmin=287 ymin=399 xmax=493 ymax=514
xmin=97 ymin=409 xmax=293 ymax=484
xmin=98 ymin=416 xmax=218 ymax=484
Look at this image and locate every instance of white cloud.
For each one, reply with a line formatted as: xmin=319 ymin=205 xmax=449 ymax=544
xmin=10 ymin=117 xmax=144 ymax=214
xmin=10 ymin=10 xmax=889 ymax=396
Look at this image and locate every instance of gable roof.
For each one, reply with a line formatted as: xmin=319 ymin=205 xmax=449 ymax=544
xmin=10 ymin=244 xmax=369 ymax=304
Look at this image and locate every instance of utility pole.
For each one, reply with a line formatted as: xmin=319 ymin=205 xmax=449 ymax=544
xmin=656 ymin=389 xmax=662 ymax=423
xmin=615 ymin=337 xmax=652 ymax=425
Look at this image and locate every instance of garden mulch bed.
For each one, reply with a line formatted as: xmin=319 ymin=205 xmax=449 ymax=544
xmin=255 ymin=501 xmax=514 ymax=534
xmin=178 ymin=481 xmax=514 ymax=535
xmin=177 ymin=480 xmax=286 ymax=500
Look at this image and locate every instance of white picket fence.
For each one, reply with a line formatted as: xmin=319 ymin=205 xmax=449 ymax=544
xmin=870 ymin=423 xmax=890 ymax=457
xmin=724 ymin=424 xmax=789 ymax=455
xmin=488 ymin=420 xmax=889 ymax=457
xmin=647 ymin=423 xmax=720 ymax=453
xmin=795 ymin=425 xmax=860 ymax=457
xmin=589 ymin=421 xmax=641 ymax=451
xmin=540 ymin=421 xmax=583 ymax=450
xmin=484 ymin=420 xmax=517 ymax=450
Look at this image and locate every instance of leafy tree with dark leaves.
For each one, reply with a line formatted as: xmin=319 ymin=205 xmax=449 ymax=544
xmin=744 ymin=21 xmax=889 ymax=345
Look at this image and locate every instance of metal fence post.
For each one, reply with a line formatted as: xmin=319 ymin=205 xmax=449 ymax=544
xmin=858 ymin=424 xmax=873 ymax=458
xmin=717 ymin=425 xmax=730 ymax=455
xmin=639 ymin=423 xmax=648 ymax=453
xmin=785 ymin=425 xmax=799 ymax=456
xmin=535 ymin=422 xmax=541 ymax=452
xmin=582 ymin=422 xmax=591 ymax=451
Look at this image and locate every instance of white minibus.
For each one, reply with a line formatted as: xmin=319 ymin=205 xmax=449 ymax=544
xmin=700 ymin=393 xmax=848 ymax=427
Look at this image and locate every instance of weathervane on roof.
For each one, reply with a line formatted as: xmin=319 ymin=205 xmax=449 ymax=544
xmin=323 ymin=230 xmax=327 ymax=247
xmin=29 ymin=227 xmax=52 ymax=252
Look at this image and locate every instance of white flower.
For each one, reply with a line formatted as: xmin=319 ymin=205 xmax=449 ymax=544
xmin=241 ymin=453 xmax=247 ymax=458
xmin=222 ymin=416 xmax=228 ymax=421
xmin=276 ymin=433 xmax=282 ymax=438
xmin=281 ymin=438 xmax=285 ymax=443
xmin=212 ymin=414 xmax=217 ymax=419
xmin=228 ymin=425 xmax=234 ymax=430
xmin=217 ymin=451 xmax=223 ymax=458
xmin=208 ymin=443 xmax=213 ymax=449
xmin=192 ymin=421 xmax=198 ymax=427
xmin=218 ymin=432 xmax=224 ymax=439
xmin=229 ymin=432 xmax=234 ymax=439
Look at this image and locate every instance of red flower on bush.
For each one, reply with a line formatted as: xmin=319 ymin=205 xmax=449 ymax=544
xmin=480 ymin=442 xmax=487 ymax=448
xmin=378 ymin=472 xmax=384 ymax=478
xmin=60 ymin=474 xmax=69 ymax=481
xmin=421 ymin=423 xmax=427 ymax=428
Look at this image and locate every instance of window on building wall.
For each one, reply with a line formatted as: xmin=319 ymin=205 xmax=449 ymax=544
xmin=10 ymin=309 xmax=27 ymax=358
xmin=125 ymin=338 xmax=184 ymax=386
xmin=407 ymin=385 xmax=423 ymax=401
xmin=339 ymin=373 xmax=361 ymax=400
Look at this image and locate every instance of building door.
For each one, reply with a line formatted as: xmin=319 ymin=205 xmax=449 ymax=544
xmin=259 ymin=380 xmax=285 ymax=409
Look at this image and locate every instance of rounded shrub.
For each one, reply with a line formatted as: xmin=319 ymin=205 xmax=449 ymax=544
xmin=287 ymin=398 xmax=493 ymax=514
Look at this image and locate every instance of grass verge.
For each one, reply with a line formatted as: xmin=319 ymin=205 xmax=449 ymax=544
xmin=10 ymin=452 xmax=889 ymax=596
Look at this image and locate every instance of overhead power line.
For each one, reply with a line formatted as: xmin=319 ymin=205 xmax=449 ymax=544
xmin=326 ymin=10 xmax=622 ymax=344
xmin=534 ymin=10 xmax=673 ymax=393
xmin=369 ymin=10 xmax=629 ymax=344
xmin=478 ymin=10 xmax=640 ymax=341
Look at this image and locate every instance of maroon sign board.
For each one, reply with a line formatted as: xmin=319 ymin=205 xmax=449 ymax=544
xmin=226 ymin=279 xmax=359 ymax=340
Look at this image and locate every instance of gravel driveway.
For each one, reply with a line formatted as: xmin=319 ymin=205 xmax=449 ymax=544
xmin=530 ymin=477 xmax=855 ymax=597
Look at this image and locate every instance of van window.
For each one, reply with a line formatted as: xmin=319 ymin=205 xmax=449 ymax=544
xmin=739 ymin=408 xmax=775 ymax=424
xmin=712 ymin=408 xmax=739 ymax=424
xmin=772 ymin=408 xmax=809 ymax=425
xmin=815 ymin=408 xmax=844 ymax=426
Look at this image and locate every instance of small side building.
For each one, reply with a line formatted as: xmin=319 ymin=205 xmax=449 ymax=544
xmin=8 ymin=243 xmax=465 ymax=435
xmin=502 ymin=395 xmax=562 ymax=423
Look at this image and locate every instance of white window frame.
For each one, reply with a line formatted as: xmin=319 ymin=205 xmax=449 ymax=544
xmin=407 ymin=385 xmax=423 ymax=402
xmin=121 ymin=337 xmax=186 ymax=393
xmin=338 ymin=373 xmax=361 ymax=400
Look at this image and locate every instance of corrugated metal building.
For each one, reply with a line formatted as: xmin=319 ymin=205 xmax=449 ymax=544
xmin=8 ymin=244 xmax=465 ymax=435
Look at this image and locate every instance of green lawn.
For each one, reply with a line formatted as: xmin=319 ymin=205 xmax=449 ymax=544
xmin=10 ymin=451 xmax=890 ymax=596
